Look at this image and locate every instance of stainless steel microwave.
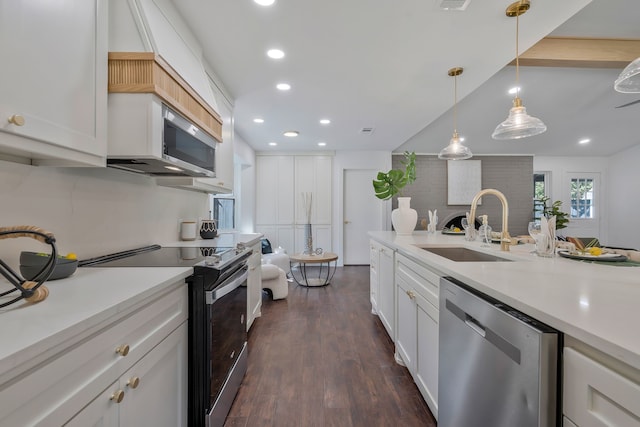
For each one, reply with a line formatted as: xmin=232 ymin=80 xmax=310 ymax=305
xmin=107 ymin=94 xmax=217 ymax=178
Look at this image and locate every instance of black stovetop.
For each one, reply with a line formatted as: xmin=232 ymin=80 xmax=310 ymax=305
xmin=78 ymin=245 xmax=242 ymax=269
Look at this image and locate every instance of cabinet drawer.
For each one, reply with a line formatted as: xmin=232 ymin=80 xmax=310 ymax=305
xmin=0 ymin=285 xmax=187 ymax=426
xmin=564 ymin=347 xmax=640 ymax=427
xmin=396 ymin=253 xmax=440 ymax=308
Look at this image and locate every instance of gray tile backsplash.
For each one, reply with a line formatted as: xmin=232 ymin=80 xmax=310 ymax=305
xmin=392 ymin=155 xmax=533 ymax=235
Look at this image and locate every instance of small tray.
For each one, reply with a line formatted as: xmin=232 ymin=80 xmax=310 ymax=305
xmin=557 ymin=250 xmax=628 ymax=262
xmin=442 ymin=229 xmax=464 ymax=235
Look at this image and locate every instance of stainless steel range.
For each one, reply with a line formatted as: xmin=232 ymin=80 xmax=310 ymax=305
xmin=80 ymin=244 xmax=252 ymax=427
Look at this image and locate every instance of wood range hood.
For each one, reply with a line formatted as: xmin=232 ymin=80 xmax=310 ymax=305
xmin=108 ymin=52 xmax=223 ymax=143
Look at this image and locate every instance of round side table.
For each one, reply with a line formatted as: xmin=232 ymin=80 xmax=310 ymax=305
xmin=289 ymin=252 xmax=338 ymax=287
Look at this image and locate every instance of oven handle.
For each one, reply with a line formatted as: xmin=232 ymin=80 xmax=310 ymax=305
xmin=205 ymin=265 xmax=248 ymax=304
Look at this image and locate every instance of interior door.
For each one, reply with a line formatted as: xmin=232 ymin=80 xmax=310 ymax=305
xmin=343 ymin=169 xmax=383 ymax=265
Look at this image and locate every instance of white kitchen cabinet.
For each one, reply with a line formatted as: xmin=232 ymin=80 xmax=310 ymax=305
xmin=370 ymin=242 xmax=379 ymax=314
xmin=0 ymin=0 xmax=107 ymax=167
xmin=247 ymin=241 xmax=262 ymax=330
xmin=257 ymin=154 xmax=333 ymax=254
xmin=256 ymin=155 xmax=295 ymax=225
xmin=66 ymin=323 xmax=188 ymax=427
xmin=294 ymin=155 xmax=332 ymax=225
xmin=0 ymin=285 xmax=187 ymax=426
xmin=395 ymin=252 xmax=441 ymax=419
xmin=563 ymin=346 xmax=640 ymax=427
xmin=378 ymin=242 xmax=395 ymax=341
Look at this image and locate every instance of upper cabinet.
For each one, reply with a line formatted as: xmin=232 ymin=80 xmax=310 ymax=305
xmin=0 ymin=0 xmax=107 ymax=167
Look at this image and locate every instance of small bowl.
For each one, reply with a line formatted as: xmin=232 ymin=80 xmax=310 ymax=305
xmin=19 ymin=251 xmax=78 ymax=281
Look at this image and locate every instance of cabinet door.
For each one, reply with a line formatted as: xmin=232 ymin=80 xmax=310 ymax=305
xmin=294 ymin=156 xmax=332 ymax=224
xmin=395 ymin=273 xmax=416 ymax=373
xmin=313 ymin=156 xmax=332 ymax=224
xmin=416 ymin=295 xmax=439 ymax=419
xmin=369 ymin=241 xmax=380 ymax=313
xmin=256 ymin=156 xmax=294 ymax=225
xmin=0 ymin=0 xmax=107 ymax=166
xmin=247 ymin=242 xmax=262 ymax=330
xmin=120 ymin=323 xmax=188 ymax=427
xmin=377 ymin=245 xmax=395 ymax=341
xmin=211 ymin=85 xmax=234 ymax=192
xmin=564 ymin=347 xmax=640 ymax=427
xmin=64 ymin=382 xmax=120 ymax=427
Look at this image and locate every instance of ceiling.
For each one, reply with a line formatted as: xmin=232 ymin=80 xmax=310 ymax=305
xmin=173 ymin=0 xmax=640 ymax=157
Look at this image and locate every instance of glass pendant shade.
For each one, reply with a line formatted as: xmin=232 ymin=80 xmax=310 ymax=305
xmin=438 ymin=131 xmax=472 ymax=160
xmin=614 ymin=57 xmax=640 ymax=93
xmin=492 ymin=97 xmax=547 ymax=140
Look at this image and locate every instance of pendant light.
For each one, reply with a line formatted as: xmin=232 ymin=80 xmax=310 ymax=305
xmin=614 ymin=57 xmax=640 ymax=93
xmin=438 ymin=67 xmax=472 ymax=160
xmin=492 ymin=0 xmax=547 ymax=140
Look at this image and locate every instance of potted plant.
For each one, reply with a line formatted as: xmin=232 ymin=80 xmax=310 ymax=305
xmin=372 ymin=151 xmax=417 ymax=234
xmin=538 ymin=196 xmax=569 ymax=230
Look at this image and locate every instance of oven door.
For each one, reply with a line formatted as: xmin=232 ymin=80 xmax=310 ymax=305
xmin=205 ymin=265 xmax=248 ymax=427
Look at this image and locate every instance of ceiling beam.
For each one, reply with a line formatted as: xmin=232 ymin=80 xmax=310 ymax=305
xmin=509 ymin=37 xmax=640 ymax=68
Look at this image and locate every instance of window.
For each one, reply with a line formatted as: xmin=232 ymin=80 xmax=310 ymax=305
xmin=212 ymin=197 xmax=235 ymax=230
xmin=533 ymin=172 xmax=549 ymax=220
xmin=570 ymin=177 xmax=595 ymax=219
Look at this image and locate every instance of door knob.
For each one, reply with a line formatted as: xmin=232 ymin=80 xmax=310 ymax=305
xmin=344 ymin=220 xmax=351 ymax=224
xmin=127 ymin=376 xmax=140 ymax=389
xmin=110 ymin=390 xmax=125 ymax=403
xmin=115 ymin=344 xmax=130 ymax=356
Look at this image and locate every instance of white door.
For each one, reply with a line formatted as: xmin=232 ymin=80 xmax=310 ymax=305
xmin=343 ymin=169 xmax=383 ymax=265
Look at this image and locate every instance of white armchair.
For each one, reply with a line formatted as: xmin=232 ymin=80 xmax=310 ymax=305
xmin=260 ymin=240 xmax=290 ymax=300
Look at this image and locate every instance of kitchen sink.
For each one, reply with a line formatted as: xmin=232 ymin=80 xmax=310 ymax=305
xmin=417 ymin=246 xmax=512 ymax=262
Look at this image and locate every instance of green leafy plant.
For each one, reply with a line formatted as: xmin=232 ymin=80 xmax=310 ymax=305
xmin=538 ymin=196 xmax=570 ymax=230
xmin=372 ymin=151 xmax=416 ymax=200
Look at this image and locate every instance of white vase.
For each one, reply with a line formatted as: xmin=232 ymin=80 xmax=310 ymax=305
xmin=392 ymin=197 xmax=418 ymax=235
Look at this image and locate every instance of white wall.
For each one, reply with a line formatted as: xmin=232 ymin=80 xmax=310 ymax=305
xmin=607 ymin=145 xmax=640 ymax=249
xmin=333 ymin=151 xmax=392 ymax=265
xmin=0 ymin=161 xmax=208 ymax=268
xmin=533 ymin=156 xmax=608 ymax=242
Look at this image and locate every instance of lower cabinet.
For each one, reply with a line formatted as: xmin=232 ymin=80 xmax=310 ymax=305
xmin=0 ymin=284 xmax=188 ymax=426
xmin=563 ymin=346 xmax=640 ymax=427
xmin=395 ymin=252 xmax=441 ymax=419
xmin=247 ymin=241 xmax=263 ymax=330
xmin=369 ymin=239 xmax=395 ymax=341
xmin=66 ymin=323 xmax=188 ymax=427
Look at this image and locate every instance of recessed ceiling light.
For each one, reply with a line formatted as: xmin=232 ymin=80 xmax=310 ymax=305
xmin=267 ymin=49 xmax=285 ymax=59
xmin=319 ymin=119 xmax=331 ymax=125
xmin=508 ymin=86 xmax=520 ymax=95
xmin=254 ymin=0 xmax=275 ymax=5
xmin=317 ymin=142 xmax=327 ymax=146
xmin=268 ymin=142 xmax=278 ymax=146
xmin=253 ymin=118 xmax=264 ymax=123
xmin=283 ymin=131 xmax=299 ymax=137
xmin=579 ymin=138 xmax=591 ymax=144
xmin=276 ymin=83 xmax=291 ymax=91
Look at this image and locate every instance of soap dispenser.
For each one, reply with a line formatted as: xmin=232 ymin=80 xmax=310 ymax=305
xmin=478 ymin=215 xmax=492 ymax=246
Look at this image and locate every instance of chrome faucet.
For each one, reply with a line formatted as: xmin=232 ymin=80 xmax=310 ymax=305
xmin=469 ymin=189 xmax=511 ymax=252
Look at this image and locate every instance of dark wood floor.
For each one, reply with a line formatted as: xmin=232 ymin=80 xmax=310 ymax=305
xmin=224 ymin=266 xmax=437 ymax=427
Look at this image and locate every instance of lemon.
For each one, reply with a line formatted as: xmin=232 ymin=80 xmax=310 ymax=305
xmin=588 ymin=247 xmax=602 ymax=256
xmin=65 ymin=252 xmax=78 ymax=260
xmin=453 ymin=227 xmax=461 ymax=232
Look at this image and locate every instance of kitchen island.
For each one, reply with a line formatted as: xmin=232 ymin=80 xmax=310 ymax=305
xmin=370 ymin=230 xmax=640 ymax=425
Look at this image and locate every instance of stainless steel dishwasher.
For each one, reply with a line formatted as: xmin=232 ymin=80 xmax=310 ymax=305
xmin=438 ymin=277 xmax=561 ymax=427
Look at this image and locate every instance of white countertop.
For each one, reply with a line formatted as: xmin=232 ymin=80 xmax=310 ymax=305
xmin=0 ymin=266 xmax=192 ymax=382
xmin=369 ymin=231 xmax=640 ymax=371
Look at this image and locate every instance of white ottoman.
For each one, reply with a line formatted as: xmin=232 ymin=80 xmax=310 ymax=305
xmin=261 ymin=263 xmax=288 ymax=300
xmin=262 ymin=251 xmax=290 ymax=274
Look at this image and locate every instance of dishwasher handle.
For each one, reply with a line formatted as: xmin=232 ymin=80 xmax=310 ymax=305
xmin=464 ymin=315 xmax=486 ymax=338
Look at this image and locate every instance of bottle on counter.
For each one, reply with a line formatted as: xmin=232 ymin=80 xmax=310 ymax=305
xmin=478 ymin=215 xmax=492 ymax=247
